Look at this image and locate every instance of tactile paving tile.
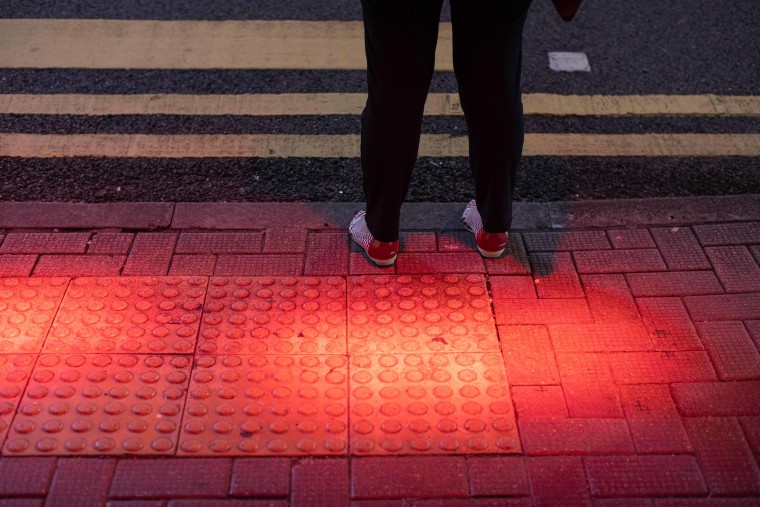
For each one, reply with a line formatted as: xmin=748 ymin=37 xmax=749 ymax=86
xmin=3 ymin=353 xmax=191 ymax=455
xmin=0 ymin=277 xmax=69 ymax=353
xmin=348 ymin=275 xmax=498 ymax=354
xmin=198 ymin=277 xmax=346 ymax=355
xmin=349 ymin=353 xmax=519 ymax=455
xmin=177 ymin=354 xmax=348 ymax=456
xmin=46 ymin=277 xmax=207 ymax=354
xmin=0 ymin=355 xmax=36 ymax=446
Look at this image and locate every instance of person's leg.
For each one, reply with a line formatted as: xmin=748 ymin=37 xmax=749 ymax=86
xmin=450 ymin=0 xmax=533 ymax=233
xmin=360 ymin=0 xmax=445 ymax=242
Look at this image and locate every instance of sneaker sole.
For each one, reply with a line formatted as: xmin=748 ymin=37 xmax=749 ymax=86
xmin=477 ymin=246 xmax=505 ymax=258
xmin=369 ymin=254 xmax=397 ymax=266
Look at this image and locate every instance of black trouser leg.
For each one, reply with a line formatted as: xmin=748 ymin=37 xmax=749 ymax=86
xmin=360 ymin=0 xmax=444 ymax=242
xmin=451 ymin=0 xmax=532 ymax=233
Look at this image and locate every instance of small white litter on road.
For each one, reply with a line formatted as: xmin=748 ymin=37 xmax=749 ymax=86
xmin=548 ymin=52 xmax=591 ymax=72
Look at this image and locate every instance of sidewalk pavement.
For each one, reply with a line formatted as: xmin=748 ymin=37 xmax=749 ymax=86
xmin=0 ymin=195 xmax=759 ymax=506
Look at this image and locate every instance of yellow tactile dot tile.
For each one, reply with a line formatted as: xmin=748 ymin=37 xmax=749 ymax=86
xmin=178 ymin=354 xmax=348 ymax=456
xmin=197 ymin=277 xmax=346 ymax=355
xmin=349 ymin=352 xmax=520 ymax=455
xmin=0 ymin=354 xmax=36 ymax=446
xmin=2 ymin=353 xmax=191 ymax=455
xmin=348 ymin=275 xmax=499 ymax=354
xmin=0 ymin=277 xmax=69 ymax=353
xmin=45 ymin=277 xmax=207 ymax=354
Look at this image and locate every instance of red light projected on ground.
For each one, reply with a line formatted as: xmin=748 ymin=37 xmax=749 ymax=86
xmin=0 ymin=231 xmax=733 ymax=459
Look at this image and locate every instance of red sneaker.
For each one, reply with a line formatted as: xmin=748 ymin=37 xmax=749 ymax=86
xmin=462 ymin=200 xmax=508 ymax=258
xmin=349 ymin=211 xmax=398 ymax=266
xmin=552 ymin=0 xmax=583 ymax=22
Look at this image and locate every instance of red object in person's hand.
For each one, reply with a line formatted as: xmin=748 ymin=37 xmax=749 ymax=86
xmin=551 ymin=0 xmax=583 ymax=22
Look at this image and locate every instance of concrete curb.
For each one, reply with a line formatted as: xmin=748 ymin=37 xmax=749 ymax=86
xmin=0 ymin=195 xmax=757 ymax=230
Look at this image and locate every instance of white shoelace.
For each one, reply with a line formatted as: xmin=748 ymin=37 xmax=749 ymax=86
xmin=349 ymin=210 xmax=374 ymax=250
xmin=461 ymin=199 xmax=483 ymax=234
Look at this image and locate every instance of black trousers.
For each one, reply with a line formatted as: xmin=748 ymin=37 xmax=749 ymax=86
xmin=360 ymin=0 xmax=533 ymax=242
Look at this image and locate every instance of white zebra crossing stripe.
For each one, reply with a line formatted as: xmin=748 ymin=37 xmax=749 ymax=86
xmin=1 ymin=94 xmax=758 ymax=116
xmin=1 ymin=134 xmax=758 ymax=158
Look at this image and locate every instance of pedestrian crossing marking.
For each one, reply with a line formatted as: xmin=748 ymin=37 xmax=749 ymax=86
xmin=1 ymin=94 xmax=759 ymax=117
xmin=1 ymin=134 xmax=758 ymax=158
xmin=0 ymin=19 xmax=453 ymax=70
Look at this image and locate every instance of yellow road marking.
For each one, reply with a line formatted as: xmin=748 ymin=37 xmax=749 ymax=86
xmin=1 ymin=134 xmax=758 ymax=158
xmin=1 ymin=94 xmax=759 ymax=116
xmin=0 ymin=19 xmax=453 ymax=70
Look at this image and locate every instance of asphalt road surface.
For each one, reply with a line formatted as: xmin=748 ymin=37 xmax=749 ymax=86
xmin=1 ymin=0 xmax=758 ymax=203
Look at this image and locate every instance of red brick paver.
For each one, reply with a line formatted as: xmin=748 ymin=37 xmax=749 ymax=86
xmin=489 ymin=276 xmax=536 ymax=299
xmin=626 ymin=271 xmax=724 ymax=297
xmin=169 ymin=254 xmax=216 ymax=275
xmin=34 ymin=254 xmax=125 ymax=276
xmin=214 ymin=254 xmax=303 ymax=275
xmin=684 ymin=417 xmax=760 ymax=495
xmin=518 ymin=419 xmax=634 ymax=455
xmin=467 ymin=456 xmax=530 ymax=496
xmin=526 ymin=456 xmax=591 ymax=507
xmin=581 ymin=273 xmax=640 ymax=322
xmin=684 ymin=293 xmax=760 ymax=321
xmin=0 ymin=457 xmax=57 ymax=496
xmin=229 ymin=458 xmax=291 ymax=497
xmin=500 ymin=325 xmax=560 ymax=385
xmin=46 ymin=458 xmax=116 ymax=507
xmin=608 ymin=229 xmax=656 ymax=249
xmin=697 ymin=321 xmax=760 ymax=380
xmin=522 ymin=231 xmax=611 ymax=252
xmin=396 ymin=252 xmax=484 ymax=274
xmin=636 ymin=297 xmax=703 ymax=351
xmin=0 ymin=232 xmax=90 ymax=254
xmin=573 ymin=249 xmax=666 ymax=274
xmin=263 ymin=228 xmax=308 ymax=253
xmin=510 ymin=385 xmax=569 ymax=419
xmin=352 ymin=457 xmax=468 ymax=499
xmin=693 ymin=222 xmax=760 ymax=246
xmin=87 ymin=232 xmax=134 ymax=255
xmin=585 ymin=455 xmax=707 ymax=497
xmin=619 ymin=384 xmax=692 ymax=454
xmin=399 ymin=232 xmax=437 ymax=252
xmin=671 ymin=381 xmax=760 ymax=416
xmin=304 ymin=233 xmax=348 ymax=276
xmin=650 ymin=227 xmax=711 ymax=270
xmin=292 ymin=459 xmax=348 ymax=507
xmin=0 ymin=254 xmax=37 ymax=276
xmin=705 ymin=245 xmax=760 ymax=293
xmin=484 ymin=233 xmax=531 ymax=275
xmin=175 ymin=232 xmax=263 ymax=254
xmin=109 ymin=459 xmax=231 ymax=499
xmin=123 ymin=233 xmax=177 ymax=276
xmin=530 ymin=252 xmax=584 ymax=298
